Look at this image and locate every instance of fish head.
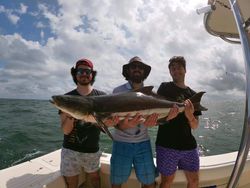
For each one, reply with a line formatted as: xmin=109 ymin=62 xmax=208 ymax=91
xmin=50 ymin=95 xmax=94 ymax=119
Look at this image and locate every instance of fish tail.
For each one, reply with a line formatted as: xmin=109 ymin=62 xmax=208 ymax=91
xmin=189 ymin=92 xmax=208 ymax=111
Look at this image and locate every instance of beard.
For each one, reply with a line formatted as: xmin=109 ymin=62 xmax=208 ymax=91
xmin=77 ymin=76 xmax=92 ymax=85
xmin=78 ymin=81 xmax=91 ymax=86
xmin=129 ymin=74 xmax=144 ymax=83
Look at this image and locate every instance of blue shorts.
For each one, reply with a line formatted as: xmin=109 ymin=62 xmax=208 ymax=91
xmin=156 ymin=146 xmax=199 ymax=176
xmin=111 ymin=140 xmax=156 ymax=185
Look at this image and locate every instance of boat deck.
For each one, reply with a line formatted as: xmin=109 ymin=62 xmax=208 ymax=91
xmin=1 ymin=149 xmax=250 ymax=188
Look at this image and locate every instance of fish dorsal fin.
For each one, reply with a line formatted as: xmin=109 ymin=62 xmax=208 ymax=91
xmin=132 ymin=86 xmax=166 ymax=99
xmin=133 ymin=86 xmax=154 ymax=95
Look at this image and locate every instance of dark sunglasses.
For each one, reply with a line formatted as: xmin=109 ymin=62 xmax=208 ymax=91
xmin=76 ymin=68 xmax=92 ymax=75
xmin=129 ymin=63 xmax=144 ymax=70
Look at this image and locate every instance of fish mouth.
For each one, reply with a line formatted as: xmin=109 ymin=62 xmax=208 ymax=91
xmin=50 ymin=96 xmax=58 ymax=105
xmin=49 ymin=99 xmax=55 ymax=105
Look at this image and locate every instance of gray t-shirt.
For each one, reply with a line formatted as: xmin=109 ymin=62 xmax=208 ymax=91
xmin=112 ymin=82 xmax=150 ymax=143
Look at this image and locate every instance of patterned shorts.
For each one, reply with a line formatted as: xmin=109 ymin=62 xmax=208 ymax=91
xmin=156 ymin=146 xmax=199 ymax=176
xmin=60 ymin=147 xmax=102 ymax=176
xmin=111 ymin=140 xmax=157 ymax=185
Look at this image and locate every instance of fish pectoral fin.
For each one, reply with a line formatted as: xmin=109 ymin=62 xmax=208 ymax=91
xmin=93 ymin=123 xmax=106 ymax=133
xmin=92 ymin=115 xmax=113 ymax=140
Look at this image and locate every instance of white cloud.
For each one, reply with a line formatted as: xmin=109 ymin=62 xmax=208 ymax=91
xmin=19 ymin=3 xmax=28 ymax=14
xmin=0 ymin=3 xmax=28 ymax=25
xmin=0 ymin=5 xmax=5 ymax=13
xmin=0 ymin=0 xmax=246 ymax=99
xmin=40 ymin=30 xmax=44 ymax=39
xmin=6 ymin=13 xmax=20 ymax=24
xmin=36 ymin=21 xmax=46 ymax=28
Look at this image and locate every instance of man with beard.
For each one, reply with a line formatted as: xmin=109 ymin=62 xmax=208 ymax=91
xmin=59 ymin=58 xmax=118 ymax=188
xmin=110 ymin=56 xmax=158 ymax=188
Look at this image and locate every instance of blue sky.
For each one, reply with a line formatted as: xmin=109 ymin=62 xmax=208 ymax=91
xmin=0 ymin=1 xmax=55 ymax=42
xmin=0 ymin=0 xmax=246 ymax=99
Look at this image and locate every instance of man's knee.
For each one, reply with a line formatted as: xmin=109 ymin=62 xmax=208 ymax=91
xmin=185 ymin=171 xmax=199 ymax=185
xmin=160 ymin=174 xmax=175 ymax=186
xmin=64 ymin=175 xmax=79 ymax=188
xmin=88 ymin=171 xmax=100 ymax=181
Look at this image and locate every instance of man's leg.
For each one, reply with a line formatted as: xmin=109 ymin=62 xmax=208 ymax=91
xmin=61 ymin=148 xmax=81 ymax=188
xmin=112 ymin=184 xmax=122 ymax=188
xmin=134 ymin=140 xmax=156 ymax=188
xmin=87 ymin=170 xmax=100 ymax=188
xmin=142 ymin=182 xmax=156 ymax=188
xmin=64 ymin=175 xmax=79 ymax=188
xmin=81 ymin=151 xmax=102 ymax=188
xmin=159 ymin=174 xmax=175 ymax=188
xmin=178 ymin=148 xmax=199 ymax=188
xmin=111 ymin=141 xmax=133 ymax=188
xmin=184 ymin=171 xmax=199 ymax=188
xmin=156 ymin=146 xmax=180 ymax=188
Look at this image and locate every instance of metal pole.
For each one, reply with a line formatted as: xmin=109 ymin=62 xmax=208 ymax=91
xmin=227 ymin=0 xmax=250 ymax=187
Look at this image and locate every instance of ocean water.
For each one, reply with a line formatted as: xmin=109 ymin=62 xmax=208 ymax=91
xmin=0 ymin=98 xmax=245 ymax=169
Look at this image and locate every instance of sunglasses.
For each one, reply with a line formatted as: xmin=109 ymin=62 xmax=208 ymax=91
xmin=129 ymin=63 xmax=144 ymax=70
xmin=76 ymin=68 xmax=92 ymax=76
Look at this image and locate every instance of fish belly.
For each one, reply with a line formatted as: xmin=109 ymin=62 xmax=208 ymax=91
xmin=111 ymin=108 xmax=171 ymax=120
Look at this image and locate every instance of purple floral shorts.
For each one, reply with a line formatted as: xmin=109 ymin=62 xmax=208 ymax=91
xmin=156 ymin=146 xmax=199 ymax=176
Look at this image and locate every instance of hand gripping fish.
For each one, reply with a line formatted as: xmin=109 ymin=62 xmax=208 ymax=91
xmin=50 ymin=86 xmax=207 ymax=140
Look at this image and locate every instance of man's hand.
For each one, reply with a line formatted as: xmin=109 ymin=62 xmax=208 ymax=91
xmin=60 ymin=112 xmax=75 ymax=135
xmin=166 ymin=104 xmax=179 ymax=121
xmin=117 ymin=113 xmax=143 ymax=130
xmin=184 ymin=99 xmax=194 ymax=120
xmin=143 ymin=113 xmax=159 ymax=127
xmin=184 ymin=99 xmax=198 ymax=129
xmin=103 ymin=116 xmax=120 ymax=127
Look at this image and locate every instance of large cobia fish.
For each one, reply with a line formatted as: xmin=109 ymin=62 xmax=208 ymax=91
xmin=50 ymin=86 xmax=207 ymax=139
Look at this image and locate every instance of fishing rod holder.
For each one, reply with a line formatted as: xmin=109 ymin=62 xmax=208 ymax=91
xmin=196 ymin=5 xmax=216 ymax=15
xmin=244 ymin=18 xmax=250 ymax=32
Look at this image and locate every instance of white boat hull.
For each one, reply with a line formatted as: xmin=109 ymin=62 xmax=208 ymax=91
xmin=1 ymin=149 xmax=250 ymax=188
